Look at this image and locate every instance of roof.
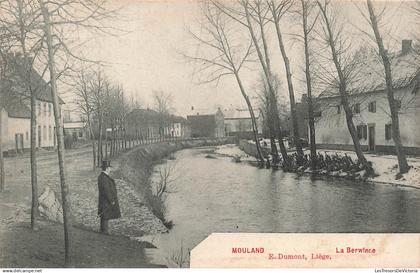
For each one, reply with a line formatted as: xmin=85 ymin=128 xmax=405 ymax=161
xmin=3 ymin=54 xmax=65 ymax=104
xmin=188 ymin=108 xmax=217 ymax=116
xmin=126 ymin=108 xmax=186 ymax=124
xmin=5 ymin=96 xmax=31 ymax=119
xmin=318 ymin=46 xmax=420 ymax=99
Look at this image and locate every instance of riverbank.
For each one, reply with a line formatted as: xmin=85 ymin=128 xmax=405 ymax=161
xmin=118 ymin=137 xmax=237 ymax=233
xmin=0 ymin=146 xmax=162 ymax=267
xmin=0 ymin=219 xmax=161 ymax=267
xmin=238 ymin=140 xmax=420 ymax=189
xmin=0 ymin=137 xmax=235 ymax=267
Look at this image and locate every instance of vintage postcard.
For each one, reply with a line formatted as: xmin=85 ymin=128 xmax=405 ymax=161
xmin=0 ymin=0 xmax=419 ymax=269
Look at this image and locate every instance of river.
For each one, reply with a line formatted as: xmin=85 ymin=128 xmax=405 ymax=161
xmin=141 ymin=145 xmax=420 ymax=267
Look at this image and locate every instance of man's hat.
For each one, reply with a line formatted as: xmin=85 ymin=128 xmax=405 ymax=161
xmin=101 ymin=160 xmax=112 ymax=169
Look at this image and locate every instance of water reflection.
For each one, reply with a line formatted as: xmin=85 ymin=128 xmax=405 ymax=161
xmin=143 ymin=146 xmax=420 ymax=267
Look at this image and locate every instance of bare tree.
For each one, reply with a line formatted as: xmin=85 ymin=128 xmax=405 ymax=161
xmin=316 ymin=0 xmax=371 ymax=172
xmin=299 ymin=0 xmax=318 ymax=169
xmin=74 ymin=68 xmax=97 ymax=169
xmin=268 ymin=0 xmax=304 ymax=157
xmin=239 ymin=0 xmax=290 ymax=165
xmin=152 ymin=90 xmax=173 ymax=140
xmin=185 ymin=1 xmax=264 ymax=163
xmin=0 ymin=0 xmax=48 ymax=230
xmin=256 ymin=73 xmax=283 ymax=162
xmin=365 ymin=0 xmax=409 ymax=174
xmin=90 ymin=69 xmax=108 ymax=163
xmin=154 ymin=162 xmax=178 ymax=198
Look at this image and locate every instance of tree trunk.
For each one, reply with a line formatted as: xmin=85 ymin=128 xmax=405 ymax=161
xmin=301 ymin=0 xmax=317 ymax=169
xmin=0 ymin=108 xmax=4 ymax=192
xmin=39 ymin=0 xmax=72 ymax=265
xmin=30 ymin=89 xmax=39 ymax=230
xmin=16 ymin=1 xmax=39 ymax=228
xmin=87 ymin=114 xmax=96 ymax=170
xmin=234 ymin=72 xmax=264 ymax=163
xmin=244 ymin=2 xmax=288 ymax=163
xmin=272 ymin=10 xmax=303 ymax=156
xmin=98 ymin=115 xmax=103 ymax=162
xmin=366 ymin=0 xmax=410 ymax=174
xmin=318 ymin=2 xmax=370 ymax=171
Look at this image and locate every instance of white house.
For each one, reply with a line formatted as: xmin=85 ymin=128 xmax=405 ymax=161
xmin=223 ymin=108 xmax=262 ymax=139
xmin=314 ymin=40 xmax=420 ymax=155
xmin=64 ymin=120 xmax=88 ymax=140
xmin=0 ymin=55 xmax=64 ymax=155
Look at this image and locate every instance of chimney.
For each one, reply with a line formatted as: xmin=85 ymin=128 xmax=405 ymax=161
xmin=402 ymin=40 xmax=412 ymax=55
xmin=191 ymin=106 xmax=194 ymax=110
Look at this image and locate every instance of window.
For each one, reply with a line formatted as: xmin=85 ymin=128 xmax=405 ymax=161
xmin=48 ymin=104 xmax=52 ymax=117
xmin=353 ymin=103 xmax=361 ymax=114
xmin=43 ymin=103 xmax=47 ymax=117
xmin=26 ymin=131 xmax=29 ymax=141
xmin=385 ymin=124 xmax=392 ymax=140
xmin=368 ymin=101 xmax=376 ymax=113
xmin=43 ymin=126 xmax=47 ymax=141
xmin=37 ymin=102 xmax=41 ymax=115
xmin=314 ymin=111 xmax=322 ymax=117
xmin=336 ymin=105 xmax=341 ymax=114
xmin=49 ymin=125 xmax=52 ymax=141
xmin=357 ymin=125 xmax=367 ymax=140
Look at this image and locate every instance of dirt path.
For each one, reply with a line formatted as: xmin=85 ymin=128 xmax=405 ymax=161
xmin=0 ymin=146 xmax=164 ymax=267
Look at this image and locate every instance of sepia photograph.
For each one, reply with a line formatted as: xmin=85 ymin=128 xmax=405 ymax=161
xmin=0 ymin=0 xmax=419 ymax=269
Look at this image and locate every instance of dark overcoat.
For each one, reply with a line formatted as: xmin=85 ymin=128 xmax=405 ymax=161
xmin=98 ymin=172 xmax=121 ymax=220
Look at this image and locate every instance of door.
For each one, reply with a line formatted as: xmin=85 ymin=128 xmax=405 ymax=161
xmin=38 ymin=125 xmax=41 ymax=147
xmin=15 ymin=134 xmax=23 ymax=153
xmin=368 ymin=125 xmax=375 ymax=152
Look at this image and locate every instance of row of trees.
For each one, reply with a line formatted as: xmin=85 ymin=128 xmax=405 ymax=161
xmin=74 ymin=68 xmax=139 ymax=169
xmin=189 ymin=0 xmax=419 ymax=174
xmin=0 ymin=0 xmax=116 ymax=266
xmin=74 ymin=68 xmax=178 ymax=170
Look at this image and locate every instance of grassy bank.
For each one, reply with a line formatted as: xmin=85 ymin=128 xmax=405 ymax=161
xmin=0 ymin=219 xmax=162 ymax=268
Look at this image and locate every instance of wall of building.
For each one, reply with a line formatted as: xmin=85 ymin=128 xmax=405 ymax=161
xmin=35 ymin=99 xmax=57 ymax=148
xmin=188 ymin=115 xmax=216 ymax=138
xmin=314 ymin=87 xmax=419 ymax=154
xmin=215 ymin=111 xmax=225 ymax=138
xmin=1 ymin=109 xmax=9 ymax=152
xmin=5 ymin=117 xmax=30 ymax=153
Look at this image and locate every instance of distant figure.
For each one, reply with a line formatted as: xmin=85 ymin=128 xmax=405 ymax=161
xmin=98 ymin=160 xmax=121 ymax=234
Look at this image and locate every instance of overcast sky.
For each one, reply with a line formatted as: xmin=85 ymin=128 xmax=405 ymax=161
xmin=64 ymin=0 xmax=417 ymax=118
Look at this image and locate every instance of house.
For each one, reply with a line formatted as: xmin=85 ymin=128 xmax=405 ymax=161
xmin=187 ymin=107 xmax=225 ymax=138
xmin=223 ymin=108 xmax=262 ymax=139
xmin=314 ymin=40 xmax=420 ymax=155
xmin=0 ymin=54 xmax=65 ymax=155
xmin=64 ymin=120 xmax=88 ymax=141
xmin=163 ymin=115 xmax=188 ymax=138
xmin=125 ymin=109 xmax=188 ymax=140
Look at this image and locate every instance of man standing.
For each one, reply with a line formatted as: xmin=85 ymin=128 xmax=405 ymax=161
xmin=98 ymin=160 xmax=121 ymax=234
